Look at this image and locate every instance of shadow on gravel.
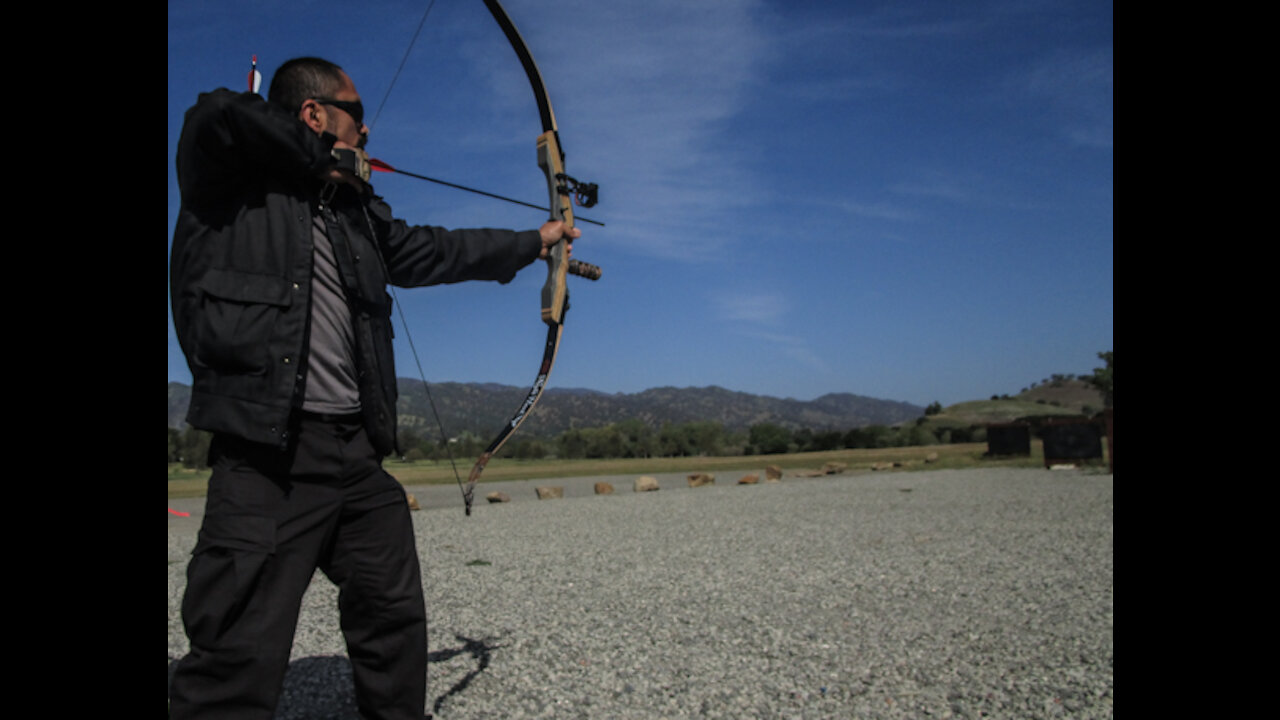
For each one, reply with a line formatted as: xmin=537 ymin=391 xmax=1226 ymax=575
xmin=167 ymin=634 xmax=505 ymax=719
xmin=428 ymin=634 xmax=506 ymax=716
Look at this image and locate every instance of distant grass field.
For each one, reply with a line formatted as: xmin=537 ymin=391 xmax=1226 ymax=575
xmin=168 ymin=439 xmax=1111 ymax=500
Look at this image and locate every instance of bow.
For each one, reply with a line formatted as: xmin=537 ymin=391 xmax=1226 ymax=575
xmin=453 ymin=0 xmax=601 ymax=514
xmin=361 ymin=0 xmax=601 ymax=515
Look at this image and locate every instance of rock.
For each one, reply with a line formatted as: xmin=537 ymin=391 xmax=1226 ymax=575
xmin=535 ymin=486 xmax=564 ymax=500
xmin=405 ymin=493 xmax=420 ymax=511
xmin=594 ymin=482 xmax=614 ymax=495
xmin=634 ymin=476 xmax=660 ymax=492
xmin=765 ymin=465 xmax=783 ymax=482
xmin=485 ymin=491 xmax=511 ymax=504
xmin=738 ymin=474 xmax=759 ymax=485
xmin=687 ymin=473 xmax=715 ymax=488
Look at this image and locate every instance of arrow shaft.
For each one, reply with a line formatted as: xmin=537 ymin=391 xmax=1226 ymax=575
xmin=373 ymin=161 xmax=604 ymax=226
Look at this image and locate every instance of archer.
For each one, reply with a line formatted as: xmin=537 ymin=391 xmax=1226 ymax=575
xmin=168 ymin=56 xmax=578 ymax=720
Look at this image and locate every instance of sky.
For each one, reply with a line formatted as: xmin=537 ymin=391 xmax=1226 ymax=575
xmin=167 ymin=0 xmax=1112 ymax=408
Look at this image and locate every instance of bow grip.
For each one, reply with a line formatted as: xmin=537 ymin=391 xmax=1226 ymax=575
xmin=568 ymin=259 xmax=602 ymax=281
xmin=538 ymin=131 xmax=573 ymax=325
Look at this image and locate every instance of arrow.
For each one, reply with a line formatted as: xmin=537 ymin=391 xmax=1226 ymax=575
xmin=367 ymin=157 xmax=604 ymax=227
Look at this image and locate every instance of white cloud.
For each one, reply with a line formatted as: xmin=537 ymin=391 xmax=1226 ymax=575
xmin=713 ymin=291 xmax=787 ymax=324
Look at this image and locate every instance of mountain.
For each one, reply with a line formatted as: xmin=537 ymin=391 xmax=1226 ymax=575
xmin=167 ymin=380 xmax=924 ymax=438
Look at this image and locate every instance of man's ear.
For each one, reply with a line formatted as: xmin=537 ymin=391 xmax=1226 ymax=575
xmin=298 ymin=99 xmax=325 ymax=133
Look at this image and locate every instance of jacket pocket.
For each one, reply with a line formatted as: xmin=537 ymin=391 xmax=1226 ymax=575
xmin=190 ymin=268 xmax=294 ymax=375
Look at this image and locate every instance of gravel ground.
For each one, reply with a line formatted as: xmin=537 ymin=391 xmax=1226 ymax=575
xmin=168 ymin=466 xmax=1114 ymax=719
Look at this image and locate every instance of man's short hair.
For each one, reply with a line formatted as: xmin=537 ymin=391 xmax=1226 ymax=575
xmin=268 ymin=57 xmax=347 ymax=113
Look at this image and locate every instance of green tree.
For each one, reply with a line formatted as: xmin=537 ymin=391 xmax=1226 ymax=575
xmin=1087 ymin=350 xmax=1113 ymax=407
xmin=657 ymin=423 xmax=691 ymax=457
xmin=748 ymin=423 xmax=792 ymax=454
xmin=924 ymin=401 xmax=943 ymax=415
xmin=451 ymin=431 xmax=483 ymax=460
xmin=557 ymin=428 xmax=587 ymax=459
xmin=810 ymin=430 xmax=843 ymax=452
xmin=582 ymin=426 xmax=623 ymax=458
xmin=615 ymin=418 xmax=657 ymax=458
xmin=512 ymin=438 xmax=547 ymax=460
xmin=397 ymin=429 xmax=423 ymax=457
xmin=686 ymin=421 xmax=725 ymax=456
xmin=791 ymin=428 xmax=813 ymax=452
xmin=843 ymin=424 xmax=891 ymax=449
xmin=179 ymin=427 xmax=213 ymax=469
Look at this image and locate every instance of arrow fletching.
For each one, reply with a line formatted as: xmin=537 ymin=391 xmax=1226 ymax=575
xmin=248 ymin=55 xmax=262 ymax=95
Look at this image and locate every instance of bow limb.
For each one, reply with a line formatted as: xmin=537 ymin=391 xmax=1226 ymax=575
xmin=462 ymin=0 xmax=583 ymax=514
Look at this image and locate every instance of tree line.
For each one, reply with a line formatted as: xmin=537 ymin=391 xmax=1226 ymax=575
xmin=403 ymin=417 xmax=987 ymax=462
xmin=168 ymin=418 xmax=985 ymax=469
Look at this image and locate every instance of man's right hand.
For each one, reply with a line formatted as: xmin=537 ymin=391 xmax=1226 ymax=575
xmin=326 ymin=146 xmax=371 ymax=189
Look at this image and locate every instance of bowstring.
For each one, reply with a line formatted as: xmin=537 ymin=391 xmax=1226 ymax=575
xmin=367 ymin=0 xmax=437 ymax=133
xmin=365 ymin=0 xmax=468 ymax=505
xmin=389 ymin=286 xmax=465 ymax=499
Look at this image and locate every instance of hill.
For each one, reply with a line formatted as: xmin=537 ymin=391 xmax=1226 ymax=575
xmin=168 ymin=381 xmax=924 ymax=438
xmin=920 ymin=378 xmax=1104 ymax=434
xmin=1015 ymin=377 xmax=1106 ymax=414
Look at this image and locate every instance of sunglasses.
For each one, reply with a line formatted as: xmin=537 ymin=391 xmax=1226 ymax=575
xmin=313 ymin=97 xmax=365 ymax=127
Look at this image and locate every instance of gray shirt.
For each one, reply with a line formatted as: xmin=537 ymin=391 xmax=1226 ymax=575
xmin=301 ymin=213 xmax=361 ymax=414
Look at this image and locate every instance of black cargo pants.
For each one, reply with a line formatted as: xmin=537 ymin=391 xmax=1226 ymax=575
xmin=169 ymin=413 xmax=428 ymax=720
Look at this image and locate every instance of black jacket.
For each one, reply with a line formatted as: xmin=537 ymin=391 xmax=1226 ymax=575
xmin=170 ymin=88 xmax=543 ymax=455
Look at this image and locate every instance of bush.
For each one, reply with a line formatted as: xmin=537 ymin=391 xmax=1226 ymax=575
xmin=907 ymin=425 xmax=939 ymax=446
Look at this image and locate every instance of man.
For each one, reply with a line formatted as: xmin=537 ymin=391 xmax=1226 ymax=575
xmin=168 ymin=57 xmax=579 ymax=720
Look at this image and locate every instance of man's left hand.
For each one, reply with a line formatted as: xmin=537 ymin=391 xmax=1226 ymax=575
xmin=538 ymin=221 xmax=581 ymax=260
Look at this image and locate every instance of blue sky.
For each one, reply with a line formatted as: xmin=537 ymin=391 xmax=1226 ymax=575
xmin=168 ymin=0 xmax=1112 ymax=408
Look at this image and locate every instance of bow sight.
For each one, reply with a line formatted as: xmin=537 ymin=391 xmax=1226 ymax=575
xmin=557 ymin=173 xmax=598 ymax=208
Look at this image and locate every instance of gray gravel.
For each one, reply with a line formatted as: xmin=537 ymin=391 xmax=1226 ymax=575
xmin=168 ymin=467 xmax=1114 ymax=719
